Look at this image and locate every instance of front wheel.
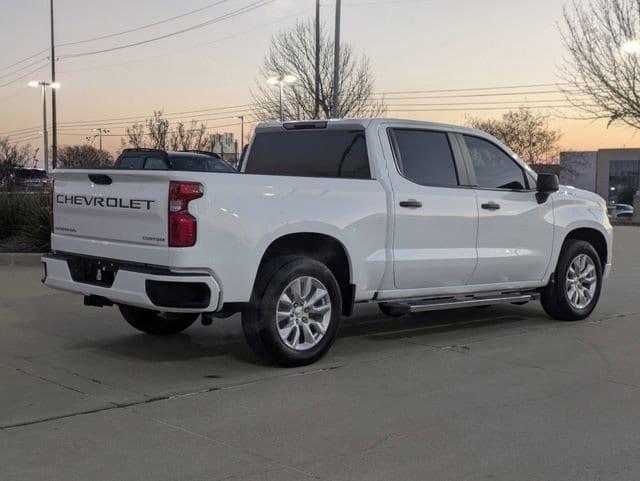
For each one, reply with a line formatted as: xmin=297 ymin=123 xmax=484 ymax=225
xmin=541 ymin=240 xmax=602 ymax=321
xmin=242 ymin=256 xmax=342 ymax=367
xmin=119 ymin=305 xmax=199 ymax=335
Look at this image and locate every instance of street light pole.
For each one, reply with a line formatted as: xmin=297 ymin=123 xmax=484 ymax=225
xmin=266 ymin=75 xmax=297 ymax=121
xmin=41 ymin=84 xmax=49 ymax=173
xmin=332 ymin=0 xmax=342 ymax=118
xmin=29 ymin=81 xmax=59 ymax=173
xmin=92 ymin=128 xmax=110 ymax=151
xmin=50 ymin=0 xmax=58 ymax=169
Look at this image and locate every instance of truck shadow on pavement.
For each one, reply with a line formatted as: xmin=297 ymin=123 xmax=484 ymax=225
xmin=77 ymin=303 xmax=555 ymax=367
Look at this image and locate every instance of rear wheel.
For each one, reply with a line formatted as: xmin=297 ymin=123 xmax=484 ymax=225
xmin=119 ymin=305 xmax=199 ymax=335
xmin=242 ymin=256 xmax=342 ymax=367
xmin=541 ymin=240 xmax=602 ymax=321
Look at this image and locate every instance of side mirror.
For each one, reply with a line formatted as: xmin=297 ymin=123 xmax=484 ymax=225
xmin=536 ymin=173 xmax=559 ymax=193
xmin=535 ymin=173 xmax=559 ymax=203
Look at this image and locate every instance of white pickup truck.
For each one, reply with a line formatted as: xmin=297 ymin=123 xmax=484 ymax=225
xmin=43 ymin=119 xmax=613 ymax=366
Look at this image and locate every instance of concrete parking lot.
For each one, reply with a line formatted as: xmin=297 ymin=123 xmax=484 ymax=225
xmin=1 ymin=226 xmax=639 ymax=481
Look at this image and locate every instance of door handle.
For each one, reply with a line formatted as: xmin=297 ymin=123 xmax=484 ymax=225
xmin=481 ymin=202 xmax=501 ymax=211
xmin=399 ymin=199 xmax=422 ymax=208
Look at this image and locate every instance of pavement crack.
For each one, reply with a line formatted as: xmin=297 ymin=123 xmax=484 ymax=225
xmin=132 ymin=413 xmax=329 ymax=481
xmin=0 ymin=364 xmax=344 ymax=431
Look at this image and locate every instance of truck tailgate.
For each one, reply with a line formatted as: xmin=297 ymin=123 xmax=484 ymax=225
xmin=52 ymin=170 xmax=170 ymax=265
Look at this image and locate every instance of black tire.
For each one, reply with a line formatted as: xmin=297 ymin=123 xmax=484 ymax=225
xmin=242 ymin=256 xmax=342 ymax=367
xmin=119 ymin=305 xmax=199 ymax=335
xmin=541 ymin=239 xmax=603 ymax=321
xmin=378 ymin=303 xmax=406 ymax=317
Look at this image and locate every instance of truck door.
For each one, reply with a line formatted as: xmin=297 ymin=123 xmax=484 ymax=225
xmin=384 ymin=127 xmax=479 ymax=290
xmin=460 ymin=134 xmax=554 ymax=285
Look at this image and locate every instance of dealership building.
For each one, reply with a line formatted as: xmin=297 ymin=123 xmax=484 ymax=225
xmin=560 ymin=149 xmax=640 ymax=205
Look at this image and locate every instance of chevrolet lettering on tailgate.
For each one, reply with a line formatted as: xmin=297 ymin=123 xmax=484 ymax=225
xmin=56 ymin=194 xmax=155 ymax=210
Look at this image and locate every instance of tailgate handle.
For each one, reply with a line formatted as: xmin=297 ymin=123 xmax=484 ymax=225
xmin=89 ymin=174 xmax=112 ymax=185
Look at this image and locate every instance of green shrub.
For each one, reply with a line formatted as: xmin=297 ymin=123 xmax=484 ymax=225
xmin=16 ymin=194 xmax=51 ymax=252
xmin=0 ymin=193 xmax=22 ymax=240
xmin=0 ymin=192 xmax=50 ymax=251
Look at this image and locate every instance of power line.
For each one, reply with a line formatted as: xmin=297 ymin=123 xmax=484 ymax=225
xmin=57 ymin=7 xmax=312 ymax=76
xmin=54 ymin=119 xmax=257 ymax=138
xmin=383 ymin=98 xmax=592 ymax=107
xmin=371 ymin=89 xmax=586 ymax=100
xmin=56 ymin=111 xmax=256 ymax=131
xmin=386 ymin=104 xmax=595 ymax=112
xmin=0 ymin=61 xmax=49 ymax=89
xmin=0 ymin=48 xmax=48 ymax=72
xmin=0 ymin=0 xmax=262 ymax=72
xmin=0 ymin=57 xmax=50 ymax=81
xmin=1 ymin=103 xmax=253 ymax=136
xmin=57 ymin=0 xmax=231 ymax=47
xmin=5 ymin=111 xmax=258 ymax=139
xmin=56 ymin=105 xmax=253 ymax=127
xmin=375 ymin=82 xmax=577 ymax=95
xmin=59 ymin=0 xmax=276 ymax=59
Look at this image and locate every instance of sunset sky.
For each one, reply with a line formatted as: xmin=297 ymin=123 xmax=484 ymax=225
xmin=2 ymin=0 xmax=640 ymax=165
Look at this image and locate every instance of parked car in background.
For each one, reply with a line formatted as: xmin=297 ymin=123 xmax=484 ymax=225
xmin=609 ymin=203 xmax=634 ymax=219
xmin=7 ymin=168 xmax=50 ymax=192
xmin=113 ymin=149 xmax=237 ymax=173
xmin=43 ymin=119 xmax=613 ymax=366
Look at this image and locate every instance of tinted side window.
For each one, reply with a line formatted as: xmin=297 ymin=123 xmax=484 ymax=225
xmin=169 ymin=154 xmax=236 ymax=172
xmin=464 ymin=136 xmax=527 ymax=190
xmin=245 ymin=130 xmax=370 ymax=179
xmin=392 ymin=129 xmax=458 ymax=186
xmin=115 ymin=154 xmax=167 ymax=170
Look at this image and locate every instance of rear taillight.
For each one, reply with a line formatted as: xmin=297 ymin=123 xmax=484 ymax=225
xmin=168 ymin=181 xmax=203 ymax=247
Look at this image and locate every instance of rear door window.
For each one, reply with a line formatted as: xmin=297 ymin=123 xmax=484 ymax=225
xmin=391 ymin=129 xmax=459 ymax=186
xmin=245 ymin=130 xmax=370 ymax=179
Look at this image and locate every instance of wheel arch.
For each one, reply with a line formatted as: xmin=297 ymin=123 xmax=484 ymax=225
xmin=254 ymin=232 xmax=355 ymax=316
xmin=563 ymin=227 xmax=608 ymax=269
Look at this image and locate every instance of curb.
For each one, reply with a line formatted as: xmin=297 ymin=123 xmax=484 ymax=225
xmin=0 ymin=253 xmax=45 ymax=267
xmin=612 ymin=221 xmax=640 ymax=227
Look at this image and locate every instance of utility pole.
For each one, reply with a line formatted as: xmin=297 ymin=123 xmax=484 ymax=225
xmin=41 ymin=85 xmax=49 ymax=173
xmin=314 ymin=0 xmax=321 ymax=118
xmin=92 ymin=128 xmax=110 ymax=151
xmin=331 ymin=0 xmax=341 ymax=118
xmin=50 ymin=0 xmax=58 ymax=169
xmin=28 ymin=81 xmax=58 ymax=172
xmin=234 ymin=115 xmax=245 ymax=149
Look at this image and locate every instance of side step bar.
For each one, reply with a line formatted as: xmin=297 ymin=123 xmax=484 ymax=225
xmin=379 ymin=291 xmax=540 ymax=316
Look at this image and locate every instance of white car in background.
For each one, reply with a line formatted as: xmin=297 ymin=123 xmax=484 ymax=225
xmin=610 ymin=203 xmax=634 ymax=219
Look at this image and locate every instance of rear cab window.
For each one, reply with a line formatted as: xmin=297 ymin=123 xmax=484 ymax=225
xmin=244 ymin=128 xmax=371 ymax=179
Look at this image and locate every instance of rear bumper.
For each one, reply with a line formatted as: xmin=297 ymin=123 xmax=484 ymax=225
xmin=41 ymin=254 xmax=221 ymax=313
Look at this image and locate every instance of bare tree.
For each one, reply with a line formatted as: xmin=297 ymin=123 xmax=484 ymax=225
xmin=561 ymin=0 xmax=640 ymax=128
xmin=252 ymin=20 xmax=385 ymax=121
xmin=0 ymin=137 xmax=35 ymax=186
xmin=467 ymin=107 xmax=562 ymax=165
xmin=122 ymin=112 xmax=213 ymax=151
xmin=169 ymin=121 xmax=208 ymax=151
